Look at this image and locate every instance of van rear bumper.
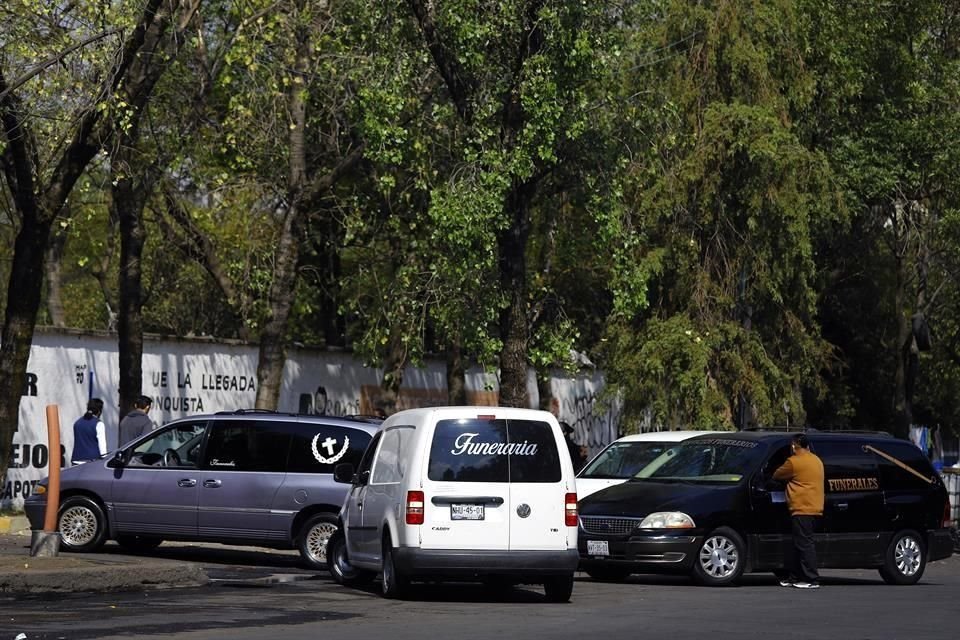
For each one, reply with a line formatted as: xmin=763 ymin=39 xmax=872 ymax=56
xmin=928 ymin=528 xmax=954 ymax=562
xmin=393 ymin=548 xmax=579 ymax=578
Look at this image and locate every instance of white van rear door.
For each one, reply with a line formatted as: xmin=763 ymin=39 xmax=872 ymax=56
xmin=419 ymin=418 xmax=510 ymax=551
xmin=505 ymin=419 xmax=570 ymax=551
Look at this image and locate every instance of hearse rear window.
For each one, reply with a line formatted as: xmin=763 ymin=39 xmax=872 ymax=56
xmin=428 ymin=419 xmax=561 ymax=483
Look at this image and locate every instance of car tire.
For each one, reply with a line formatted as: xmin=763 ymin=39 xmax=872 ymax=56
xmin=381 ymin=542 xmax=409 ymax=599
xmin=691 ymin=526 xmax=746 ymax=586
xmin=879 ymin=529 xmax=927 ymax=585
xmin=298 ymin=513 xmax=339 ymax=570
xmin=327 ymin=529 xmax=375 ymax=586
xmin=58 ymin=496 xmax=108 ymax=553
xmin=116 ymin=535 xmax=163 ymax=553
xmin=543 ymin=574 xmax=575 ymax=603
xmin=585 ymin=567 xmax=631 ymax=582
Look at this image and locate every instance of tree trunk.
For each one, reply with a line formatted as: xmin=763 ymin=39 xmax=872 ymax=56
xmin=0 ymin=215 xmax=55 ymax=484
xmin=45 ymin=221 xmax=68 ymax=327
xmin=255 ymin=14 xmax=310 ymax=409
xmin=114 ymin=147 xmax=153 ymax=419
xmin=446 ymin=334 xmax=467 ymax=405
xmin=536 ymin=366 xmax=553 ymax=412
xmin=496 ymin=179 xmax=536 ymax=408
xmin=255 ymin=208 xmax=302 ymax=409
xmin=379 ymin=328 xmax=408 ymax=415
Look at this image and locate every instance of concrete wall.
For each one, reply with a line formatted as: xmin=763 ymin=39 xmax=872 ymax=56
xmin=3 ymin=328 xmax=622 ymax=508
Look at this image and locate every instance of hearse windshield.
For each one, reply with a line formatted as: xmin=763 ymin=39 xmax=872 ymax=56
xmin=633 ymin=438 xmax=765 ymax=483
xmin=579 ymin=441 xmax=678 ymax=479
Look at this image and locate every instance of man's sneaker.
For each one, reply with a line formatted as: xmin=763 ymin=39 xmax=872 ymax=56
xmin=792 ymin=582 xmax=820 ymax=589
xmin=778 ymin=579 xmax=794 ymax=587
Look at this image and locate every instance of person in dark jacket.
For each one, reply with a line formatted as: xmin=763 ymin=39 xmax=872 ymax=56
xmin=72 ymin=398 xmax=107 ymax=464
xmin=119 ymin=395 xmax=156 ymax=446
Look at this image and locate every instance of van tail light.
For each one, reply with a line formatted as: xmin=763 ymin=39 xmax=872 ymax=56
xmin=406 ymin=491 xmax=425 ymax=525
xmin=565 ymin=492 xmax=578 ymax=527
xmin=943 ymin=498 xmax=952 ymax=529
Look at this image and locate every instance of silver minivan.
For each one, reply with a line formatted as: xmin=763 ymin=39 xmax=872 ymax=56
xmin=24 ymin=410 xmax=379 ymax=569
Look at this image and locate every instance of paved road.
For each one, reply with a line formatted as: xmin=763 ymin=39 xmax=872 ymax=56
xmin=1 ymin=542 xmax=956 ymax=640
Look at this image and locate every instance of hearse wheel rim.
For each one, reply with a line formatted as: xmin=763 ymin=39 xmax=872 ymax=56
xmin=60 ymin=505 xmax=98 ymax=546
xmin=305 ymin=521 xmax=338 ymax=564
xmin=699 ymin=534 xmax=739 ymax=579
xmin=894 ymin=535 xmax=922 ymax=576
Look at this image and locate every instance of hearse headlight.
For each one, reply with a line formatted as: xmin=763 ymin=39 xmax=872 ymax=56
xmin=640 ymin=512 xmax=695 ymax=529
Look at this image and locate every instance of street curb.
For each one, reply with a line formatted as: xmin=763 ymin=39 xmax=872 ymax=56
xmin=0 ymin=560 xmax=209 ymax=594
xmin=0 ymin=515 xmax=30 ymax=535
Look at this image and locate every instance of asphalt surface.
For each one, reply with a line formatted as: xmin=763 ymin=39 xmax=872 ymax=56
xmin=0 ymin=516 xmax=208 ymax=594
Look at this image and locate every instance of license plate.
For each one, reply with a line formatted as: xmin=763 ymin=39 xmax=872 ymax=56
xmin=451 ymin=504 xmax=484 ymax=520
xmin=587 ymin=540 xmax=609 ymax=556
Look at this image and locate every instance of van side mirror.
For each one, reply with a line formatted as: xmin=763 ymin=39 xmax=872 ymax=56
xmin=334 ymin=463 xmax=355 ymax=484
xmin=107 ymin=449 xmax=131 ymax=468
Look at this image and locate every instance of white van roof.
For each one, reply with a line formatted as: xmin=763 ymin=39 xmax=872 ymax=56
xmin=382 ymin=406 xmax=558 ymax=427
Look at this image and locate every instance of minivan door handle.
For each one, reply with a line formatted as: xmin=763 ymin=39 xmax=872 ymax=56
xmin=203 ymin=479 xmax=222 ymax=488
xmin=177 ymin=479 xmax=197 ymax=488
xmin=835 ymin=502 xmax=849 ymax=511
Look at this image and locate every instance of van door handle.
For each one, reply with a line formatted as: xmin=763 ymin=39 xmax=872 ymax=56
xmin=835 ymin=502 xmax=849 ymax=511
xmin=431 ymin=496 xmax=505 ymax=506
xmin=178 ymin=479 xmax=197 ymax=488
xmin=203 ymin=479 xmax=222 ymax=488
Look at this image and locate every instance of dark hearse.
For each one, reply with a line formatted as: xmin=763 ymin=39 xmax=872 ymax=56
xmin=577 ymin=431 xmax=953 ymax=586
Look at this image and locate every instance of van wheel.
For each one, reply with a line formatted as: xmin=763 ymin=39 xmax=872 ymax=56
xmin=298 ymin=513 xmax=339 ymax=570
xmin=543 ymin=574 xmax=575 ymax=602
xmin=58 ymin=496 xmax=108 ymax=552
xmin=692 ymin=527 xmax=745 ymax=586
xmin=586 ymin=567 xmax=631 ymax=582
xmin=327 ymin=529 xmax=375 ymax=586
xmin=879 ymin=529 xmax=927 ymax=585
xmin=116 ymin=535 xmax=163 ymax=553
xmin=381 ymin=543 xmax=409 ymax=599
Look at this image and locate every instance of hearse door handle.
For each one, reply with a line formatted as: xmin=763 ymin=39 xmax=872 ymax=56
xmin=177 ymin=479 xmax=197 ymax=488
xmin=835 ymin=502 xmax=849 ymax=511
xmin=203 ymin=479 xmax=222 ymax=488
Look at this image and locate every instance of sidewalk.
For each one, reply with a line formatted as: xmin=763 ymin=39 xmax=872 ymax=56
xmin=0 ymin=514 xmax=208 ymax=594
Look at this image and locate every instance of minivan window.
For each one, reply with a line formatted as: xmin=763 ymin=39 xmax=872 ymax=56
xmin=371 ymin=427 xmax=413 ymax=484
xmin=203 ymin=420 xmax=292 ymax=472
xmin=636 ymin=439 xmax=764 ymax=483
xmin=130 ymin=422 xmax=207 ymax=467
xmin=579 ymin=442 xmax=677 ymax=479
xmin=870 ymin=441 xmax=936 ymax=491
xmin=815 ymin=440 xmax=879 ymax=487
xmin=428 ymin=419 xmax=561 ymax=483
xmin=286 ymin=423 xmax=371 ymax=474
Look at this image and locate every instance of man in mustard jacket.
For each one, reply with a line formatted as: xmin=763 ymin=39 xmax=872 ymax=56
xmin=774 ymin=433 xmax=825 ymax=589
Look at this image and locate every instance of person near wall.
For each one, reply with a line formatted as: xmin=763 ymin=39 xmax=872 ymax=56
xmin=118 ymin=395 xmax=156 ymax=446
xmin=72 ymin=398 xmax=108 ymax=464
xmin=773 ymin=433 xmax=825 ymax=589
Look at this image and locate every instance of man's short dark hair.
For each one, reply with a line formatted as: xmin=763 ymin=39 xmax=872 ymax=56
xmin=793 ymin=434 xmax=810 ymax=449
xmin=134 ymin=394 xmax=152 ymax=410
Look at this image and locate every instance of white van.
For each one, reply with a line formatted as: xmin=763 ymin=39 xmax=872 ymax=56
xmin=576 ymin=431 xmax=715 ymax=499
xmin=326 ymin=406 xmax=580 ymax=601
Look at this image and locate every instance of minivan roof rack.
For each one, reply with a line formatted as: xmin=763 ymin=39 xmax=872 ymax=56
xmin=739 ymin=426 xmax=894 ymax=437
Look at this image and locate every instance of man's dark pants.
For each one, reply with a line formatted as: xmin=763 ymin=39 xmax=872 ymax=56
xmin=790 ymin=515 xmax=820 ymax=583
